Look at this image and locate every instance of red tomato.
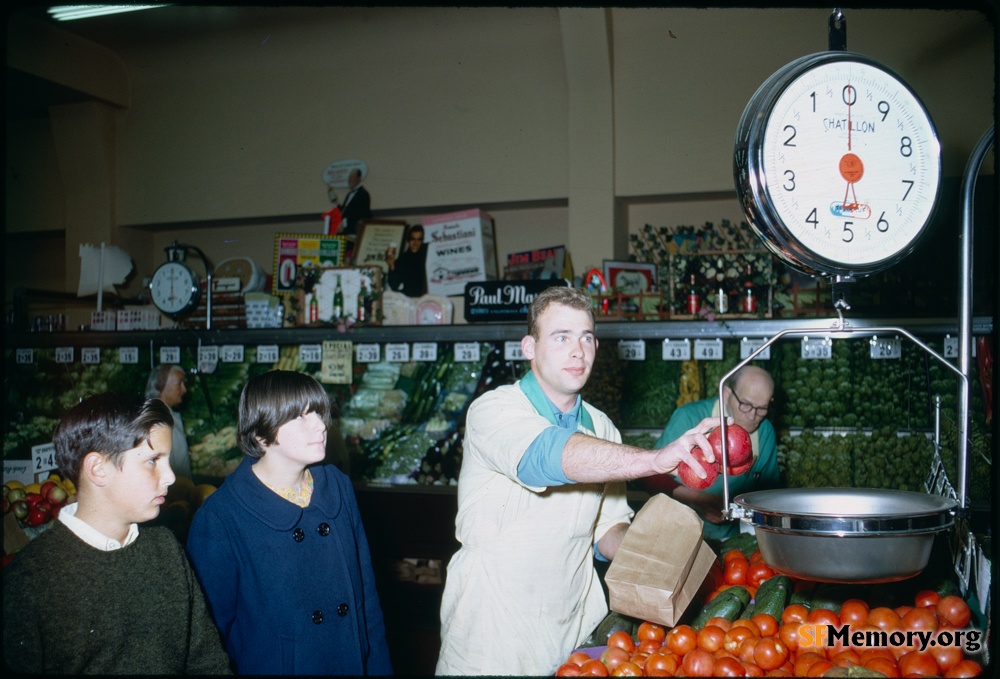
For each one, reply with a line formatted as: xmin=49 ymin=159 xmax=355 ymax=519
xmin=567 ymin=651 xmax=592 ymax=666
xmin=944 ymin=659 xmax=984 ymax=677
xmin=868 ymin=606 xmax=903 ymax=631
xmin=807 ymin=607 xmax=840 ymax=627
xmin=914 ymin=589 xmax=942 ymax=608
xmin=740 ymin=660 xmax=764 ymax=677
xmin=607 ymin=630 xmax=636 ymax=654
xmin=738 ymin=636 xmax=759 ymax=664
xmin=929 ymin=639 xmax=964 ymax=673
xmin=751 ymin=613 xmax=779 ymax=638
xmin=900 ymin=606 xmax=940 ymax=634
xmin=936 ymin=595 xmax=972 ymax=628
xmin=806 ymin=659 xmax=835 ymax=677
xmin=748 ymin=562 xmax=776 ymax=588
xmin=610 ymin=661 xmax=643 ymax=676
xmin=763 ymin=668 xmax=792 ymax=677
xmin=724 ymin=626 xmax=757 ymax=655
xmin=725 ymin=559 xmax=750 ymax=586
xmin=681 ymin=648 xmax=716 ymax=677
xmin=696 ymin=624 xmax=726 ymax=653
xmin=793 ymin=651 xmax=826 ymax=677
xmin=665 ymin=624 xmax=697 ymax=657
xmin=724 ymin=549 xmax=749 ymax=564
xmin=898 ymin=649 xmax=940 ymax=677
xmin=636 ymin=638 xmax=663 ymax=656
xmin=643 ymin=651 xmax=678 ymax=676
xmin=600 ymin=646 xmax=631 ymax=672
xmin=839 ymin=599 xmax=870 ymax=627
xmin=556 ymin=662 xmax=583 ymax=676
xmin=579 ymin=658 xmax=610 ymax=676
xmin=637 ymin=621 xmax=666 ymax=644
xmin=753 ymin=638 xmax=789 ymax=671
xmin=706 ymin=615 xmax=733 ymax=632
xmin=731 ymin=618 xmax=762 ymax=637
xmin=829 ymin=649 xmax=861 ymax=668
xmin=781 ymin=604 xmax=810 ymax=626
xmin=714 ymin=655 xmax=747 ymax=677
xmin=777 ymin=624 xmax=801 ymax=656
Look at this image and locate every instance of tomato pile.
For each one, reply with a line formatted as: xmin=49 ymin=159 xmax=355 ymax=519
xmin=557 ymin=548 xmax=986 ymax=677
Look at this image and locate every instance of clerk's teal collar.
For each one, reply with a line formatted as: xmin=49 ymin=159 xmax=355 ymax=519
xmin=519 ymin=369 xmax=595 ymax=431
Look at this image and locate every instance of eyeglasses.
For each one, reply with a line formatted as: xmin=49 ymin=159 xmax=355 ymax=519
xmin=731 ymin=388 xmax=770 ymax=417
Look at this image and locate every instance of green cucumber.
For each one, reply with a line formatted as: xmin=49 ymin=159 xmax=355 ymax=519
xmin=753 ymin=575 xmax=792 ymax=621
xmin=691 ymin=585 xmax=752 ymax=630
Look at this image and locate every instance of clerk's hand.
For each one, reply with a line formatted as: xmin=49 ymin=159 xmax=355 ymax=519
xmin=385 ymin=249 xmax=396 ymax=269
xmin=650 ymin=416 xmax=722 ymax=477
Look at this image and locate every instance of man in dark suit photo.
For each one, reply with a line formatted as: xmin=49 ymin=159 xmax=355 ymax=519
xmin=338 ymin=169 xmax=372 ymax=236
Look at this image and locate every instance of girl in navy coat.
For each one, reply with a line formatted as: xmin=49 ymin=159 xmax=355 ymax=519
xmin=187 ymin=371 xmax=392 ymax=675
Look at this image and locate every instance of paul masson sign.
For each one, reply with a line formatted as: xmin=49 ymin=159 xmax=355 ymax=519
xmin=463 ymin=279 xmax=568 ymax=322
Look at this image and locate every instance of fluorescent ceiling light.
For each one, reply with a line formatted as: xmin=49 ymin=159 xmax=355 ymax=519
xmin=47 ymin=5 xmax=170 ymax=22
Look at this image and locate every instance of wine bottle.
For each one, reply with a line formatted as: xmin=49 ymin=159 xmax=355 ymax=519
xmin=686 ymin=274 xmax=700 ymax=314
xmin=308 ymin=292 xmax=318 ymax=323
xmin=333 ymin=278 xmax=344 ymax=320
xmin=741 ymin=264 xmax=757 ymax=313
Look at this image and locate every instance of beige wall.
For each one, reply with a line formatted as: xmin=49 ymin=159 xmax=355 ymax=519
xmin=6 ymin=6 xmax=995 ymax=306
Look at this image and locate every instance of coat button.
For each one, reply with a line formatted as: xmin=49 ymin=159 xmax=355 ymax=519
xmin=337 ymin=603 xmax=349 ymax=617
xmin=317 ymin=522 xmax=330 ymax=536
xmin=312 ymin=610 xmax=324 ymax=624
xmin=293 ymin=528 xmax=305 ymax=542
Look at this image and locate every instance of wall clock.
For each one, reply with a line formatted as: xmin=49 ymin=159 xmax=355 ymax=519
xmin=734 ymin=50 xmax=941 ymax=279
xmin=149 ymin=260 xmax=201 ymax=319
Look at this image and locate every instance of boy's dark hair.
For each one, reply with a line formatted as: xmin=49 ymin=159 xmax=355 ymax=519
xmin=238 ymin=370 xmax=333 ymax=458
xmin=53 ymin=393 xmax=174 ymax=485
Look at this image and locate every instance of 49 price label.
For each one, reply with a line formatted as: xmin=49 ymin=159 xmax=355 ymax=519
xmin=504 ymin=341 xmax=525 ymax=361
xmin=694 ymin=339 xmax=723 ymax=361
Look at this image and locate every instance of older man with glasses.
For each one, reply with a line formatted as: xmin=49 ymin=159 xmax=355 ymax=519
xmin=649 ymin=364 xmax=779 ymax=543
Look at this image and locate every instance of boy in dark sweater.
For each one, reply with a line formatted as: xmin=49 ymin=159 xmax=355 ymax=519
xmin=3 ymin=393 xmax=232 ymax=675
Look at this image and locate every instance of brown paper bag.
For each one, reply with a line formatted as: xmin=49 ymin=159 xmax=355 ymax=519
xmin=604 ymin=492 xmax=716 ymax=627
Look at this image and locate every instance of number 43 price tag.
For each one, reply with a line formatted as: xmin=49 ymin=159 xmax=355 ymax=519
xmin=662 ymin=339 xmax=691 ymax=361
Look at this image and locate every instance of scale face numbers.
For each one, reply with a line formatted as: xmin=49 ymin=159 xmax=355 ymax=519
xmin=736 ymin=52 xmax=941 ymax=277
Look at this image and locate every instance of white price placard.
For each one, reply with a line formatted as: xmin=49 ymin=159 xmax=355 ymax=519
xmin=385 ymin=343 xmax=410 ymax=363
xmin=740 ymin=338 xmax=771 ymax=361
xmin=198 ymin=345 xmax=219 ymax=373
xmin=870 ymin=337 xmax=902 ymax=360
xmin=454 ymin=342 xmax=481 ymax=363
xmin=801 ymin=338 xmax=832 ymax=360
xmin=694 ymin=338 xmax=724 ymax=360
xmin=942 ymin=336 xmax=976 ymax=358
xmin=504 ymin=341 xmax=525 ymax=361
xmin=618 ymin=340 xmax=645 ymax=361
xmin=32 ymin=442 xmax=57 ymax=475
xmin=412 ymin=342 xmax=438 ymax=362
xmin=662 ymin=339 xmax=691 ymax=361
xmin=119 ymin=347 xmax=139 ymax=364
xmin=257 ymin=345 xmax=280 ymax=364
xmin=81 ymin=347 xmax=101 ymax=365
xmin=16 ymin=348 xmax=34 ymax=364
xmin=356 ymin=343 xmax=381 ymax=363
xmin=299 ymin=344 xmax=322 ymax=364
xmin=55 ymin=347 xmax=74 ymax=364
xmin=221 ymin=345 xmax=245 ymax=363
xmin=160 ymin=346 xmax=181 ymax=364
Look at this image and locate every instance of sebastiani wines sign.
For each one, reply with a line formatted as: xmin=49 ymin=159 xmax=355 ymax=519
xmin=463 ymin=279 xmax=568 ymax=322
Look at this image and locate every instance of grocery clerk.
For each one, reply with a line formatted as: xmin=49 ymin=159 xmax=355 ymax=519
xmin=436 ymin=286 xmax=720 ymax=676
xmin=649 ymin=364 xmax=780 ymax=542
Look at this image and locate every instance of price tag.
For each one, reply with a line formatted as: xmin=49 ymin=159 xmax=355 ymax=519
xmin=618 ymin=339 xmax=645 ymax=361
xmin=412 ymin=342 xmax=438 ymax=362
xmin=662 ymin=339 xmax=691 ymax=361
xmin=119 ymin=347 xmax=139 ymax=364
xmin=160 ymin=346 xmax=181 ymax=364
xmin=942 ymin=335 xmax=976 ymax=358
xmin=16 ymin=348 xmax=34 ymax=364
xmin=801 ymin=337 xmax=832 ymax=360
xmin=257 ymin=345 xmax=280 ymax=364
xmin=198 ymin=345 xmax=220 ymax=373
xmin=454 ymin=342 xmax=481 ymax=363
xmin=299 ymin=344 xmax=322 ymax=364
xmin=320 ymin=341 xmax=353 ymax=385
xmin=870 ymin=337 xmax=902 ymax=360
xmin=32 ymin=442 xmax=57 ymax=475
xmin=356 ymin=343 xmax=381 ymax=363
xmin=55 ymin=347 xmax=74 ymax=364
xmin=220 ymin=345 xmax=244 ymax=363
xmin=694 ymin=338 xmax=723 ymax=360
xmin=81 ymin=347 xmax=101 ymax=365
xmin=385 ymin=342 xmax=410 ymax=363
xmin=504 ymin=341 xmax=525 ymax=361
xmin=740 ymin=337 xmax=770 ymax=361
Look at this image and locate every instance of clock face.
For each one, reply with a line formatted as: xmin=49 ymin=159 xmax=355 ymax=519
xmin=150 ymin=261 xmax=200 ymax=317
xmin=736 ymin=52 xmax=941 ymax=278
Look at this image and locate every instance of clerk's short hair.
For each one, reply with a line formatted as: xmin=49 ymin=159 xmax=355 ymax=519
xmin=54 ymin=393 xmax=173 ymax=485
xmin=238 ymin=370 xmax=333 ymax=458
xmin=526 ymin=285 xmax=594 ymax=339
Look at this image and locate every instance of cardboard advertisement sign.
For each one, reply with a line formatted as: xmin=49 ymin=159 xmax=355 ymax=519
xmin=605 ymin=493 xmax=716 ymax=627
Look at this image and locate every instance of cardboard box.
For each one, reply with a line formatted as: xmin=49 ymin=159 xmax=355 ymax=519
xmin=423 ymin=209 xmax=498 ymax=296
xmin=605 ymin=493 xmax=716 ymax=627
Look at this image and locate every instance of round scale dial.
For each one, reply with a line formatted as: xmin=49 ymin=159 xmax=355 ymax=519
xmin=735 ymin=51 xmax=941 ymax=278
xmin=149 ymin=261 xmax=201 ymax=318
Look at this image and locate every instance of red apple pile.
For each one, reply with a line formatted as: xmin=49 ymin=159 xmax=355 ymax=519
xmin=3 ymin=477 xmax=75 ymax=531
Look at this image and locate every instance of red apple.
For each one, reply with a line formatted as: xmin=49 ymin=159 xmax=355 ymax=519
xmin=727 ymin=459 xmax=753 ymax=476
xmin=39 ymin=480 xmax=58 ymax=499
xmin=677 ymin=446 xmax=719 ymax=490
xmin=44 ymin=483 xmax=68 ymax=505
xmin=24 ymin=492 xmax=45 ymax=509
xmin=708 ymin=424 xmax=752 ymax=469
xmin=10 ymin=500 xmax=29 ymax=522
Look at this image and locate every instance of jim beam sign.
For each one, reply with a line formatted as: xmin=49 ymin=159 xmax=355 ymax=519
xmin=464 ymin=279 xmax=568 ymax=322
